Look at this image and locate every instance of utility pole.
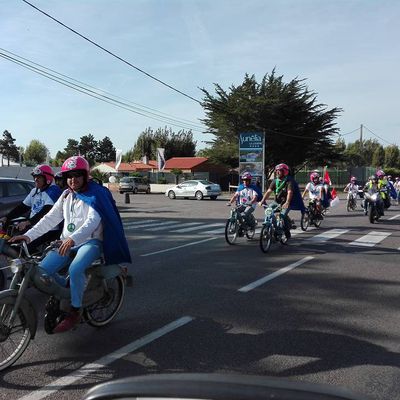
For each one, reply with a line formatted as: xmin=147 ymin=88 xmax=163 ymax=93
xmin=360 ymin=124 xmax=363 ymax=144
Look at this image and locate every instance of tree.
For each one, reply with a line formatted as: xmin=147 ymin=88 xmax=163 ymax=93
xmin=343 ymin=141 xmax=364 ymax=167
xmin=24 ymin=140 xmax=48 ymax=165
xmin=79 ymin=134 xmax=98 ymax=164
xmin=384 ymin=145 xmax=400 ymax=169
xmin=96 ymin=136 xmax=116 ymax=162
xmin=63 ymin=139 xmax=80 ymax=158
xmin=371 ymin=145 xmax=385 ymax=168
xmin=130 ymin=127 xmax=196 ymax=161
xmin=171 ymin=168 xmax=183 ymax=184
xmin=200 ymin=71 xmax=342 ymax=173
xmin=0 ymin=130 xmax=19 ymax=166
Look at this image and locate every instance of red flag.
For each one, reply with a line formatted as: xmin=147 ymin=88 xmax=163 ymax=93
xmin=324 ymin=170 xmax=337 ymax=199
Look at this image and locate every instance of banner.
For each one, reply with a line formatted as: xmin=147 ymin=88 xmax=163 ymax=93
xmin=115 ymin=149 xmax=122 ymax=170
xmin=157 ymin=148 xmax=165 ymax=171
xmin=238 ymin=131 xmax=265 ymax=187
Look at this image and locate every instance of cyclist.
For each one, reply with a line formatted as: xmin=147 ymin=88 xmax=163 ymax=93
xmin=258 ymin=163 xmax=304 ymax=240
xmin=302 ymin=172 xmax=323 ymax=218
xmin=343 ymin=176 xmax=359 ymax=207
xmin=394 ymin=177 xmax=400 ymax=205
xmin=10 ymin=156 xmax=131 ymax=333
xmin=0 ymin=164 xmax=62 ymax=252
xmin=227 ymin=172 xmax=259 ymax=229
xmin=376 ymin=170 xmax=390 ymax=209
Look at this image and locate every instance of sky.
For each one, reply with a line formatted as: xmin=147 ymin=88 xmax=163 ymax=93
xmin=0 ymin=0 xmax=399 ymax=158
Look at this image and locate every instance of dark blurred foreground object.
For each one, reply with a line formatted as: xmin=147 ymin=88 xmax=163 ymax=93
xmin=84 ymin=373 xmax=368 ymax=400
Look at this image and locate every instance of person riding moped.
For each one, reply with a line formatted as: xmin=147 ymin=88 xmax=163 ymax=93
xmin=302 ymin=172 xmax=323 ymax=219
xmin=362 ymin=175 xmax=384 ymax=216
xmin=227 ymin=172 xmax=259 ymax=230
xmin=258 ymin=163 xmax=304 ymax=240
xmin=344 ymin=176 xmax=359 ymax=204
xmin=10 ymin=155 xmax=131 ymax=333
xmin=0 ymin=164 xmax=62 ymax=253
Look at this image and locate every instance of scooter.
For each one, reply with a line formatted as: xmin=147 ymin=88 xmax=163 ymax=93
xmin=363 ymin=191 xmax=383 ymax=224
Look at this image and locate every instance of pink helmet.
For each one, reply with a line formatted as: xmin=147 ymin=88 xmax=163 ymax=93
xmin=61 ymin=156 xmax=90 ymax=176
xmin=310 ymin=172 xmax=320 ymax=182
xmin=31 ymin=164 xmax=54 ymax=185
xmin=241 ymin=172 xmax=252 ymax=180
xmin=376 ymin=169 xmax=385 ymax=178
xmin=275 ymin=163 xmax=289 ymax=176
xmin=350 ymin=176 xmax=356 ymax=182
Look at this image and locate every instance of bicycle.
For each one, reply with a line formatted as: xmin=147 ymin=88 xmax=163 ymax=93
xmin=225 ymin=204 xmax=256 ymax=245
xmin=259 ymin=204 xmax=287 ymax=253
xmin=346 ymin=192 xmax=357 ymax=212
xmin=301 ymin=200 xmax=324 ymax=231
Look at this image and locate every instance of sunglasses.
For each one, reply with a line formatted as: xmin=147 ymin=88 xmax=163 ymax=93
xmin=66 ymin=171 xmax=85 ymax=179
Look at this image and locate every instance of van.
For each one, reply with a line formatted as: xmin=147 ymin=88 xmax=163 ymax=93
xmin=118 ymin=176 xmax=151 ymax=194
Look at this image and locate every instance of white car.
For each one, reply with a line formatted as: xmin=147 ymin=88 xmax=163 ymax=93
xmin=165 ymin=180 xmax=221 ymax=200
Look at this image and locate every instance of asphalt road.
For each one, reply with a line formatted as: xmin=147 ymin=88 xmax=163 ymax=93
xmin=1 ymin=192 xmax=399 ymax=400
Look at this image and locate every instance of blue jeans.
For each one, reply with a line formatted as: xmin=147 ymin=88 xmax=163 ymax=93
xmin=40 ymin=239 xmax=103 ymax=308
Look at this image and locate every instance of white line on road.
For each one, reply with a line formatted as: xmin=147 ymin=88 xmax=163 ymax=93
xmin=171 ymin=223 xmax=224 ymax=233
xmin=306 ymin=229 xmax=349 ymax=242
xmin=123 ymin=219 xmax=157 ymax=227
xmin=389 ymin=214 xmax=400 ymax=220
xmin=124 ymin=221 xmax=169 ymax=230
xmin=349 ymin=231 xmax=391 ymax=247
xmin=145 ymin=221 xmax=190 ymax=231
xmin=238 ymin=256 xmax=315 ymax=293
xmin=140 ymin=237 xmax=218 ymax=257
xmin=17 ymin=316 xmax=194 ymax=400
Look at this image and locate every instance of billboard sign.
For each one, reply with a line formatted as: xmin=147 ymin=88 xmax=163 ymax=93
xmin=238 ymin=132 xmax=265 ymax=185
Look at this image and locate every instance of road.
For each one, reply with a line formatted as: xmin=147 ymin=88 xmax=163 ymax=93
xmin=1 ymin=192 xmax=399 ymax=400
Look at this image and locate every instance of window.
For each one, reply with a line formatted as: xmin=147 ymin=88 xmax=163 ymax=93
xmin=7 ymin=182 xmax=29 ymax=197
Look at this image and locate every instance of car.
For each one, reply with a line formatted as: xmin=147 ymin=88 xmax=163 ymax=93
xmin=165 ymin=179 xmax=221 ymax=200
xmin=0 ymin=177 xmax=35 ymax=218
xmin=118 ymin=176 xmax=151 ymax=194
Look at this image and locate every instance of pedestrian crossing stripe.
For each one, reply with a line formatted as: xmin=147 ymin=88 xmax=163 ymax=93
xmin=122 ymin=221 xmax=394 ymax=247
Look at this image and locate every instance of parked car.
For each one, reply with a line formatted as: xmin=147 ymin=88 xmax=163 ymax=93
xmin=118 ymin=176 xmax=151 ymax=194
xmin=165 ymin=180 xmax=221 ymax=200
xmin=0 ymin=177 xmax=35 ymax=218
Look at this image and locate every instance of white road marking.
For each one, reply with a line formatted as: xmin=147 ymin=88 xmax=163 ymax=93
xmin=349 ymin=231 xmax=391 ymax=247
xmin=123 ymin=219 xmax=157 ymax=227
xmin=171 ymin=222 xmax=223 ymax=233
xmin=17 ymin=316 xmax=194 ymax=400
xmin=238 ymin=256 xmax=314 ymax=293
xmin=140 ymin=237 xmax=218 ymax=257
xmin=389 ymin=214 xmax=400 ymax=220
xmin=306 ymin=229 xmax=349 ymax=242
xmin=145 ymin=221 xmax=191 ymax=231
xmin=124 ymin=221 xmax=169 ymax=230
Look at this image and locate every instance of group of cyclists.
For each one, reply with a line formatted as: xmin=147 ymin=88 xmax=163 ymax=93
xmin=0 ymin=155 xmax=130 ymax=333
xmin=229 ymin=163 xmax=399 ymax=242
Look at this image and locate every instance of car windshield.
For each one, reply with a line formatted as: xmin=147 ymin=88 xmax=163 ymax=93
xmin=199 ymin=180 xmax=214 ymax=185
xmin=120 ymin=177 xmax=132 ymax=183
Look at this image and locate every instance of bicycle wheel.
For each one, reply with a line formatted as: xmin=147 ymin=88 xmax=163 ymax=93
xmin=259 ymin=224 xmax=273 ymax=253
xmin=314 ymin=215 xmax=323 ymax=228
xmin=300 ymin=211 xmax=310 ymax=231
xmin=346 ymin=199 xmax=351 ymax=212
xmin=225 ymin=219 xmax=239 ymax=245
xmin=85 ymin=276 xmax=125 ymax=327
xmin=0 ymin=293 xmax=31 ymax=371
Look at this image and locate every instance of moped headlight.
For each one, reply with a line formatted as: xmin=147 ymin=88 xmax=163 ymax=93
xmin=10 ymin=258 xmax=23 ymax=273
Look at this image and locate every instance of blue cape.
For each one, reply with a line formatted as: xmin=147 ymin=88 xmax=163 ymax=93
xmin=388 ymin=181 xmax=397 ymax=199
xmin=45 ymin=184 xmax=62 ymax=203
xmin=287 ymin=176 xmax=306 ymax=213
xmin=75 ymin=182 xmax=132 ymax=265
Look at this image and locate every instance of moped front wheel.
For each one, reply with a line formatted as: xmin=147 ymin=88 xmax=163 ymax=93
xmin=85 ymin=276 xmax=125 ymax=327
xmin=259 ymin=224 xmax=273 ymax=253
xmin=0 ymin=294 xmax=31 ymax=371
xmin=225 ymin=219 xmax=239 ymax=245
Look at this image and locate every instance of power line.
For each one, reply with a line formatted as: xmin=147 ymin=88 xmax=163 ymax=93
xmin=338 ymin=127 xmax=359 ymax=136
xmin=363 ymin=125 xmax=396 ymax=146
xmin=0 ymin=48 xmax=206 ymax=132
xmin=22 ymin=0 xmax=201 ymax=104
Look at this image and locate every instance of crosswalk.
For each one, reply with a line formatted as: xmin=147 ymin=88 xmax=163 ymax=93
xmin=123 ymin=219 xmax=398 ymax=248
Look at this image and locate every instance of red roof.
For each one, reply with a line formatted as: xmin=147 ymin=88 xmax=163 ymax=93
xmin=164 ymin=157 xmax=208 ymax=169
xmin=104 ymin=161 xmax=157 ymax=171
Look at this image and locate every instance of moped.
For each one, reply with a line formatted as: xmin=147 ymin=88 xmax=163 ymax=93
xmin=0 ymin=240 xmax=130 ymax=371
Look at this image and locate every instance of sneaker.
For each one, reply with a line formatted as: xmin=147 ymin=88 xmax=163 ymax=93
xmin=53 ymin=310 xmax=81 ymax=333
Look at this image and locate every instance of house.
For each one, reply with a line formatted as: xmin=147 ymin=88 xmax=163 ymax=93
xmin=92 ymin=160 xmax=158 ymax=175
